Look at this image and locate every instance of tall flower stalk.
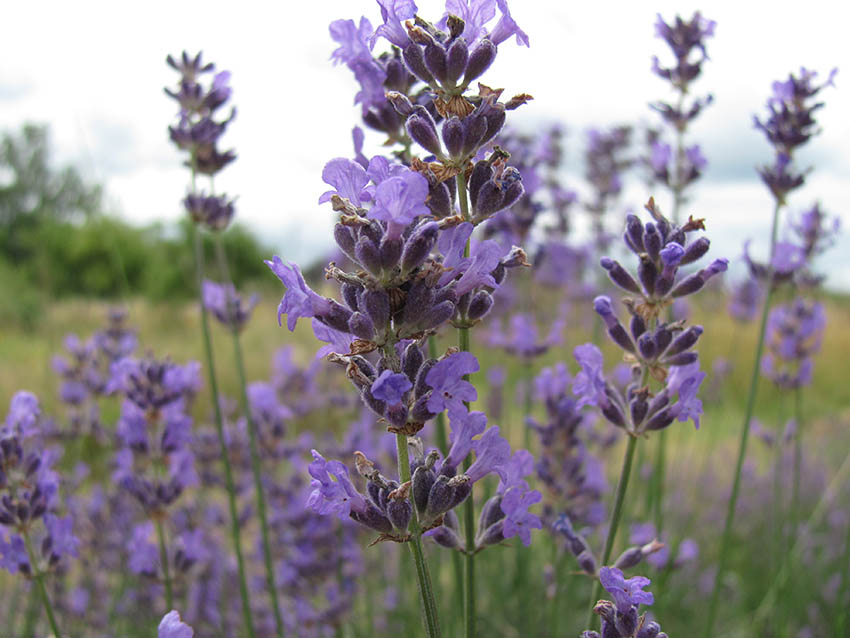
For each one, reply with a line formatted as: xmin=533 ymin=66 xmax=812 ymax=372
xmin=703 ymin=66 xmax=836 ymax=637
xmin=646 ymin=11 xmax=715 ymax=534
xmin=573 ymin=196 xmax=724 ymax=628
xmin=164 ymin=51 xmax=256 ymax=638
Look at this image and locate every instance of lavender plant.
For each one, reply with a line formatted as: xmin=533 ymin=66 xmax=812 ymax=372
xmin=703 ymin=67 xmax=836 ymax=637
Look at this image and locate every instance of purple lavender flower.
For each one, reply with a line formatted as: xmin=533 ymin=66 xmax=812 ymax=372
xmin=307 ymin=450 xmax=368 ymax=519
xmin=319 ymin=157 xmax=370 ymax=207
xmin=159 ymin=610 xmax=194 ymax=638
xmin=499 ymin=485 xmax=542 ymax=546
xmin=265 ymin=257 xmax=334 ymax=330
xmin=202 ymin=280 xmax=258 ymax=331
xmin=425 ymin=352 xmax=480 ymax=419
xmin=371 ymin=370 xmax=413 ymax=406
xmin=598 ymin=566 xmax=655 ymax=613
xmin=572 ymin=344 xmax=609 ymax=409
xmin=368 ymin=170 xmax=431 ymax=239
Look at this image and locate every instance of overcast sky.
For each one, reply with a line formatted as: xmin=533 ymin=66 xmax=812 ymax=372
xmin=2 ymin=0 xmax=848 ymax=289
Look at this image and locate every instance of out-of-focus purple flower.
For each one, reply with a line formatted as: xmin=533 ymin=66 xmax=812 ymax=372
xmin=598 ymin=566 xmax=655 ymax=613
xmin=202 ymin=280 xmax=258 ymax=331
xmin=0 ymin=534 xmax=28 ymax=574
xmin=159 ymin=610 xmax=194 ymax=638
xmin=572 ymin=344 xmax=609 ymax=409
xmin=128 ymin=522 xmax=159 ymax=575
xmin=728 ymin=277 xmax=762 ymax=322
xmin=4 ymin=391 xmax=40 ymax=437
xmin=425 ymin=352 xmax=480 ymax=419
xmin=44 ymin=514 xmax=80 ymax=559
xmin=667 ymin=363 xmax=706 ymax=429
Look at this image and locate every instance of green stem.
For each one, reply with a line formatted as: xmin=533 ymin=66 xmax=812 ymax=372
xmin=790 ymin=386 xmax=803 ymax=545
xmin=586 ymin=435 xmax=639 ymax=630
xmin=154 ymin=518 xmax=174 ymax=611
xmin=837 ymin=507 xmax=850 ymax=635
xmin=22 ymin=579 xmax=40 ymax=638
xmin=213 ymin=236 xmax=286 ymax=638
xmin=395 ymin=433 xmax=442 ymax=638
xmin=652 ymin=429 xmax=666 ymax=533
xmin=429 ymin=335 xmax=463 ymax=632
xmin=192 ymin=227 xmax=256 ymax=638
xmin=703 ymin=199 xmax=783 ymax=638
xmin=455 ymin=172 xmax=477 ymax=638
xmin=22 ymin=529 xmax=62 ymax=638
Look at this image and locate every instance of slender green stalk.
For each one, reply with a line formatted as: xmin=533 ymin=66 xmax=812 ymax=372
xmin=790 ymin=386 xmax=803 ymax=544
xmin=703 ymin=200 xmax=783 ymax=638
xmin=192 ymin=227 xmax=256 ymax=638
xmin=652 ymin=429 xmax=666 ymax=533
xmin=586 ymin=435 xmax=639 ymax=630
xmin=455 ymin=172 xmax=478 ymax=638
xmin=22 ymin=529 xmax=61 ymax=638
xmin=428 ymin=334 xmax=463 ymax=633
xmin=395 ymin=433 xmax=442 ymax=638
xmin=154 ymin=518 xmax=174 ymax=611
xmin=213 ymin=237 xmax=286 ymax=638
xmin=21 ymin=578 xmax=40 ymax=638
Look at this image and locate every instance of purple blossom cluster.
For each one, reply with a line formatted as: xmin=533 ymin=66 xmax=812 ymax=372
xmin=581 ymin=567 xmax=667 ymax=638
xmin=762 ymin=299 xmax=826 ymax=389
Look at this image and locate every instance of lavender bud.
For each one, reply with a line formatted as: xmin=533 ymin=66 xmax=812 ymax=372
xmin=355 ymin=236 xmax=382 ymax=275
xmin=670 ymin=273 xmax=702 ymax=297
xmin=478 ymin=494 xmax=505 ymax=530
xmin=467 ymin=291 xmax=494 ymax=320
xmin=615 ymin=607 xmax=639 ymax=637
xmin=644 ymin=223 xmax=662 ymax=261
xmin=430 ymin=524 xmax=463 ymax=549
xmin=385 ymin=403 xmax=409 ymax=427
xmin=665 ymin=351 xmax=699 ymax=366
xmin=350 ymin=504 xmax=393 ymax=534
xmin=379 ymin=236 xmax=403 ymax=269
xmin=424 ymin=41 xmax=448 ymax=84
xmin=577 ymin=550 xmax=597 ymax=575
xmin=464 ymin=39 xmax=497 ymax=83
xmin=425 ymin=475 xmax=453 ymax=518
xmin=443 ymin=117 xmax=465 ymax=158
xmin=419 ymin=300 xmax=455 ymax=331
xmin=476 ymin=521 xmax=505 ymax=548
xmin=427 ymin=181 xmax=454 ymax=218
xmin=407 ymin=112 xmax=443 ymax=157
xmin=637 ymin=622 xmax=662 ymax=638
xmin=334 ymin=223 xmax=356 ymax=260
xmin=363 ymin=290 xmax=390 ymax=333
xmin=387 ymin=488 xmax=412 ymax=531
xmin=445 ymin=37 xmax=469 ymax=84
xmin=600 ymin=258 xmax=642 ymax=294
xmin=360 ymin=387 xmax=387 ymax=417
xmin=412 ymin=466 xmax=435 ymax=514
xmin=638 ymin=256 xmax=657 ymax=296
xmin=402 ymin=343 xmax=424 ymax=383
xmin=644 ymin=407 xmax=674 ymax=431
xmin=402 ymin=281 xmax=434 ymax=327
xmin=468 ymin=160 xmax=492 ymax=205
xmin=480 ymin=105 xmax=506 ymax=145
xmin=402 ymin=222 xmax=439 ymax=272
xmin=414 ymin=358 xmax=437 ymax=397
xmin=680 ymin=236 xmax=710 ymax=265
xmin=625 ymin=214 xmax=645 ymax=253
xmin=666 ymin=325 xmax=703 ymax=357
xmin=385 ymin=90 xmax=414 ymax=117
xmin=637 ymin=333 xmax=656 ymax=361
xmin=654 ymin=326 xmax=673 ymax=354
xmin=341 ymin=282 xmax=361 ymax=311
xmin=630 ymin=394 xmax=649 ymax=427
xmin=630 ymin=312 xmax=647 ymax=340
xmin=348 ymin=313 xmax=375 ymax=341
xmin=322 ymin=301 xmax=353 ymax=333
xmin=403 ymin=44 xmax=435 ymax=85
xmin=410 ymin=394 xmax=436 ymax=422
xmin=614 ymin=546 xmax=643 ymax=569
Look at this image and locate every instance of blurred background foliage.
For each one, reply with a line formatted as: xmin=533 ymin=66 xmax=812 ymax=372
xmin=0 ymin=124 xmax=274 ymax=327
